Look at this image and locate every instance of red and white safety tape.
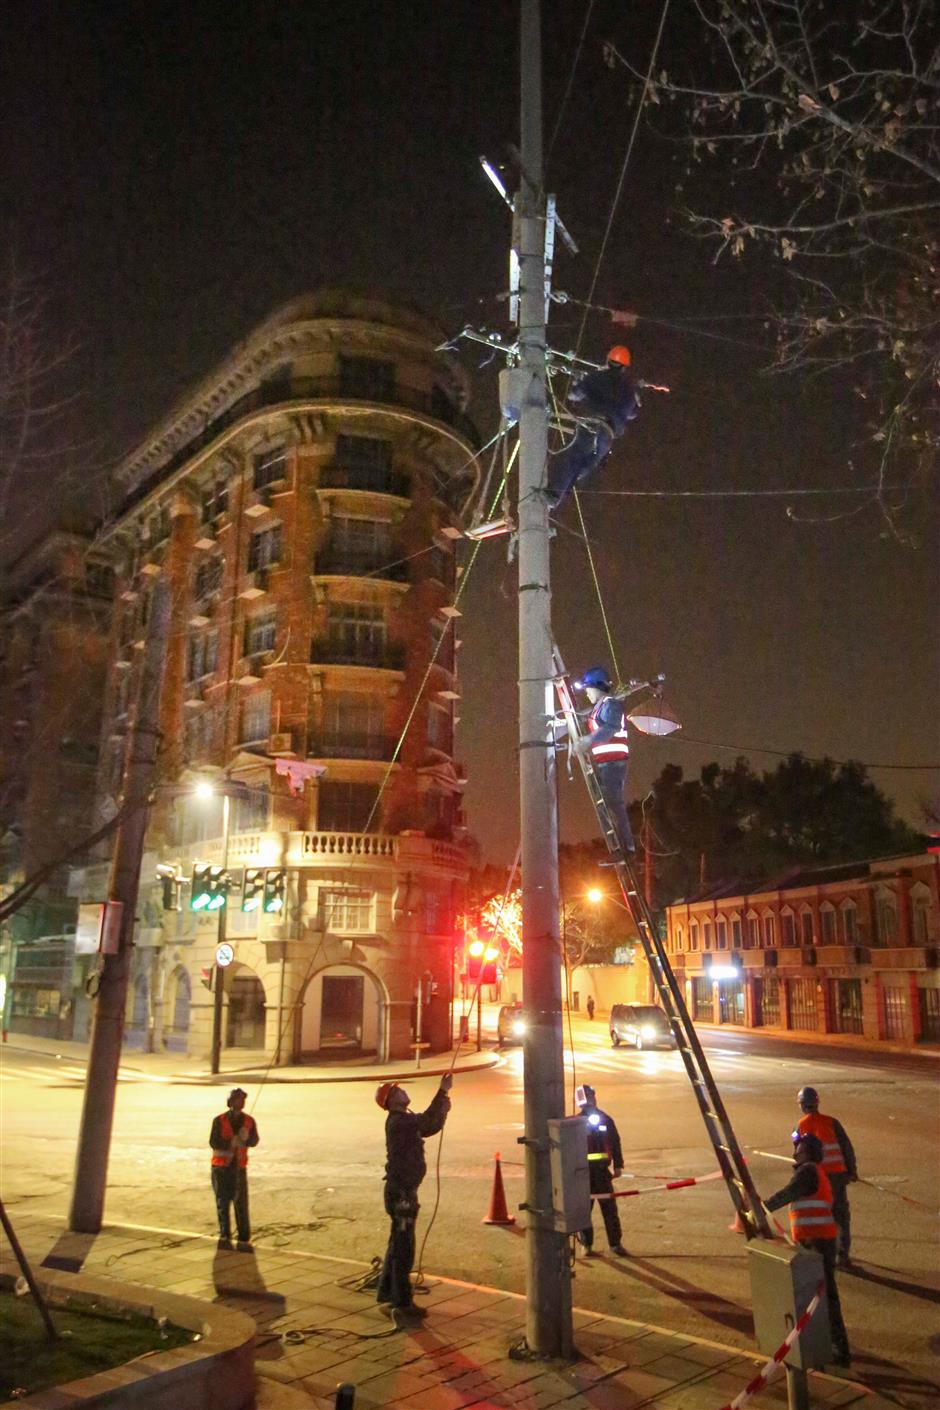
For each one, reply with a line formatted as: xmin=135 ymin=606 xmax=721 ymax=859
xmin=716 ymin=1280 xmax=825 ymax=1410
xmin=593 ymin=1169 xmax=725 ymax=1201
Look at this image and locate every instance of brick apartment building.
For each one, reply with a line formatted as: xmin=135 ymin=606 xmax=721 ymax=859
xmin=0 ymin=529 xmax=113 ymax=1037
xmin=60 ymin=290 xmax=478 ymax=1063
xmin=665 ymin=851 xmax=940 ymax=1047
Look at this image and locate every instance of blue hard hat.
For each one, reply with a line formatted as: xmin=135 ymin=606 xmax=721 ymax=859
xmin=577 ymin=666 xmax=612 ymax=692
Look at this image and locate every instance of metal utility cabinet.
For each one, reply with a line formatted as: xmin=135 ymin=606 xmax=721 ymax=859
xmin=748 ymin=1238 xmax=832 ymax=1370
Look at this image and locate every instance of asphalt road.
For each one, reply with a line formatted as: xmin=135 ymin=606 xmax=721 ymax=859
xmin=2 ymin=1029 xmax=938 ymax=1407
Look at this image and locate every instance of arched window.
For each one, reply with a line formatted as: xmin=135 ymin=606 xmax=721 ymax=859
xmin=703 ymin=920 xmax=713 ymax=951
xmin=689 ymin=922 xmax=699 ymax=952
xmin=839 ymin=898 xmax=858 ymax=943
xmin=745 ymin=909 xmax=760 ymax=949
xmin=675 ymin=924 xmax=684 ymax=953
xmin=781 ymin=906 xmax=796 ymax=947
xmin=875 ymin=889 xmax=897 ymax=946
xmin=716 ymin=917 xmax=728 ymax=950
xmin=820 ymin=901 xmax=837 ymax=945
xmin=910 ymin=884 xmax=933 ymax=945
xmin=730 ymin=912 xmax=743 ymax=950
xmin=799 ymin=906 xmax=815 ymax=946
xmin=762 ymin=913 xmax=776 ymax=948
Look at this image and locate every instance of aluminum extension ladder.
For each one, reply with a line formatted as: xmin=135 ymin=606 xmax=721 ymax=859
xmin=552 ymin=648 xmax=771 ymax=1239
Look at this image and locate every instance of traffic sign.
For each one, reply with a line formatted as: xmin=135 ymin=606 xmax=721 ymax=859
xmin=215 ymin=942 xmax=235 ymax=968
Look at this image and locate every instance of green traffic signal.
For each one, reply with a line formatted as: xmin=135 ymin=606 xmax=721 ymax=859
xmin=263 ymin=869 xmax=286 ymax=913
xmin=190 ymin=864 xmax=229 ymax=912
xmin=242 ymin=868 xmax=265 ymax=912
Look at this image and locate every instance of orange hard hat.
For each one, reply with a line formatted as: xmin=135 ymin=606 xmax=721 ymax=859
xmin=607 ymin=345 xmax=632 ymax=366
xmin=375 ymin=1081 xmax=399 ymax=1110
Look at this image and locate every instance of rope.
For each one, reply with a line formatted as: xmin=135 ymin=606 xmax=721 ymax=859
xmin=547 ymin=0 xmax=596 ymax=167
xmin=573 ymin=486 xmax=620 ymax=683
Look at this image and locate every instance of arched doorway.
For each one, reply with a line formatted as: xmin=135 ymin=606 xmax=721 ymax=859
xmin=126 ymin=971 xmax=150 ymax=1049
xmin=225 ymin=965 xmax=266 ymax=1049
xmin=300 ymin=965 xmax=385 ymax=1060
xmin=165 ymin=967 xmax=191 ymax=1053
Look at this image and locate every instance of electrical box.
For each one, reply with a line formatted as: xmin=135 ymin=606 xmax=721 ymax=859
xmin=747 ymin=1238 xmax=832 ymax=1370
xmin=498 ymin=367 xmax=527 ymax=426
xmin=547 ymin=1116 xmax=590 ymax=1234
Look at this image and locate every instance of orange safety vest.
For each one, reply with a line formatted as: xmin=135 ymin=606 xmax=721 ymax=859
xmin=797 ymin=1112 xmax=847 ymax=1175
xmin=587 ymin=699 xmax=630 ymax=763
xmin=211 ymin=1112 xmax=256 ymax=1169
xmin=789 ymin=1163 xmax=837 ymax=1243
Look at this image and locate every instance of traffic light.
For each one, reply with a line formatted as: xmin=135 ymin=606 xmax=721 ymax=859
xmin=481 ymin=946 xmax=499 ymax=985
xmin=156 ymin=863 xmax=181 ymax=911
xmin=263 ymin=869 xmax=286 ymax=914
xmin=466 ymin=937 xmax=485 ymax=980
xmin=242 ymin=868 xmax=265 ymax=912
xmin=199 ymin=965 xmax=214 ymax=991
xmin=190 ymin=864 xmax=229 ymax=912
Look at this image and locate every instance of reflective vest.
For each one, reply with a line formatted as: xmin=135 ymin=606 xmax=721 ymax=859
xmin=789 ymin=1164 xmax=837 ymax=1243
xmin=211 ymin=1112 xmax=256 ymax=1169
xmin=587 ymin=699 xmax=630 ymax=763
xmin=797 ymin=1112 xmax=847 ymax=1175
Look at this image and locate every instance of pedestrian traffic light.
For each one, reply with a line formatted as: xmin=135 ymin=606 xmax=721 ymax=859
xmin=263 ymin=869 xmax=287 ymax=914
xmin=481 ymin=946 xmax=499 ymax=985
xmin=466 ymin=937 xmax=485 ymax=981
xmin=199 ymin=965 xmax=214 ymax=991
xmin=191 ymin=864 xmax=229 ymax=912
xmin=242 ymin=868 xmax=265 ymax=912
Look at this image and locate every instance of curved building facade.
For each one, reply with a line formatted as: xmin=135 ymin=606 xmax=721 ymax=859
xmin=85 ymin=293 xmax=476 ymax=1062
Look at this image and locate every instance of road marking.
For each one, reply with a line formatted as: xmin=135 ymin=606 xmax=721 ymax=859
xmin=749 ymin=1149 xmax=792 ymax=1162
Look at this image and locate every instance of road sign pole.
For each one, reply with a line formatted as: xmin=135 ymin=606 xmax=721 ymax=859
xmin=209 ymin=791 xmax=231 ymax=1075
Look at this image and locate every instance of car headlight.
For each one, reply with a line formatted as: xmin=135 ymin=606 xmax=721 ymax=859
xmin=511 ymin=1019 xmax=526 ymax=1037
xmin=641 ymin=1025 xmax=656 ymax=1039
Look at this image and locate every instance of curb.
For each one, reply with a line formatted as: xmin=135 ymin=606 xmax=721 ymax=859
xmin=691 ymin=1023 xmax=940 ymax=1061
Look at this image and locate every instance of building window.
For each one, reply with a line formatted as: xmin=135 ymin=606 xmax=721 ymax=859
xmin=702 ymin=920 xmax=713 ymax=951
xmin=762 ymin=915 xmax=775 ymax=948
xmin=788 ymin=979 xmax=817 ymax=1030
xmin=745 ymin=913 xmax=760 ymax=949
xmin=875 ymin=893 xmax=897 ymax=946
xmin=831 ymin=979 xmax=863 ymax=1035
xmin=840 ymin=902 xmax=858 ymax=943
xmin=800 ymin=910 xmax=815 ymax=946
xmin=688 ymin=922 xmax=699 ymax=952
xmin=820 ymin=905 xmax=837 ymax=944
xmin=240 ymin=690 xmax=272 ymax=744
xmin=320 ymin=691 xmax=387 ymax=757
xmin=882 ymin=985 xmax=907 ymax=1040
xmin=332 ymin=433 xmax=397 ymax=495
xmin=430 ymin=615 xmax=453 ymax=671
xmin=425 ymin=890 xmax=451 ymax=935
xmin=918 ymin=988 xmax=940 ymax=1042
xmin=324 ymin=602 xmax=386 ymax=662
xmin=760 ymin=977 xmax=781 ymax=1027
xmin=187 ymin=630 xmax=218 ymax=682
xmin=86 ymin=562 xmax=114 ymax=597
xmin=339 ymin=354 xmax=395 ymax=401
xmin=714 ymin=917 xmax=727 ymax=950
xmin=320 ymin=887 xmax=374 ymax=932
xmin=332 ymin=515 xmax=391 ymax=562
xmin=248 ymin=524 xmax=282 ymax=572
xmin=195 ymin=556 xmax=223 ymax=601
xmin=201 ymin=479 xmax=229 ymax=522
xmin=147 ymin=504 xmax=171 ymax=546
xmin=183 ymin=711 xmax=215 ymax=764
xmin=781 ymin=911 xmax=797 ymax=947
xmin=244 ymin=610 xmax=277 ymax=657
xmin=253 ymin=445 xmax=287 ymax=490
xmin=234 ymin=787 xmax=269 ymax=833
xmin=427 ymin=546 xmax=452 ymax=584
xmin=674 ymin=925 xmax=684 ymax=953
xmin=427 ymin=702 xmax=450 ymax=752
xmin=911 ymin=892 xmax=932 ymax=945
xmin=731 ymin=916 xmax=743 ymax=950
xmin=317 ymin=781 xmax=380 ymax=832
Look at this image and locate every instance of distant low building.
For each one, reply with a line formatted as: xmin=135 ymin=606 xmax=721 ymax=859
xmin=664 ymin=851 xmax=940 ymax=1046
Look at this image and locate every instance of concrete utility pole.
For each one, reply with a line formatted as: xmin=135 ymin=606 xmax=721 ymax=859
xmin=516 ymin=0 xmax=573 ymax=1359
xmin=69 ymin=579 xmax=171 ymax=1233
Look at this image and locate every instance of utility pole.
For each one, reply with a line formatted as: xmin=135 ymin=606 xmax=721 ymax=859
xmin=69 ymin=579 xmax=171 ymax=1233
xmin=645 ymin=812 xmax=655 ymax=1004
xmin=209 ymin=790 xmax=231 ymax=1075
xmin=517 ymin=0 xmax=572 ymax=1359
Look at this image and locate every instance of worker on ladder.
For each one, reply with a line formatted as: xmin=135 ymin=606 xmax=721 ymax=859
xmin=573 ymin=665 xmax=635 ymax=854
xmin=547 ymin=345 xmax=638 ymax=511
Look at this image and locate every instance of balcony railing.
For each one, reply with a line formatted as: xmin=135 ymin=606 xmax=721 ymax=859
xmin=311 ymin=733 xmax=397 ymax=761
xmin=122 ymin=376 xmax=478 ymax=515
xmin=300 ymin=831 xmax=398 ymax=861
xmin=311 ymin=640 xmax=406 ymax=671
xmin=313 ymin=550 xmax=409 ymax=582
xmin=318 ymin=463 xmax=411 ymax=498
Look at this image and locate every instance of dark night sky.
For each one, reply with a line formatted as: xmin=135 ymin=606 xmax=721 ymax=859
xmin=3 ymin=1 xmax=937 ymax=860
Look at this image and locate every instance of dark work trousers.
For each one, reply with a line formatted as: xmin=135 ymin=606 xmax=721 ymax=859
xmin=810 ymin=1237 xmax=850 ymax=1363
xmin=596 ymin=760 xmax=635 ymax=853
xmin=548 ymin=424 xmax=612 ymax=510
xmin=377 ymin=1185 xmax=419 ymax=1309
xmin=212 ymin=1165 xmax=250 ymax=1242
xmin=578 ymin=1162 xmax=622 ymax=1250
xmin=828 ymin=1173 xmax=851 ymax=1258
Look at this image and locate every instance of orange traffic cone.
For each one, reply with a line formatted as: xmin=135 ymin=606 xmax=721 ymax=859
xmin=483 ymin=1152 xmax=516 ymax=1226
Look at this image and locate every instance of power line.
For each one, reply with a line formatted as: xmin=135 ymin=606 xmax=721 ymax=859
xmin=546 ymin=0 xmax=596 ymax=168
xmin=673 ymin=734 xmax=939 ymax=773
xmin=581 ymin=484 xmax=892 ymax=499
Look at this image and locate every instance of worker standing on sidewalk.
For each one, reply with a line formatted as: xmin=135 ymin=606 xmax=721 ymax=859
xmin=573 ymin=666 xmax=635 ymax=854
xmin=796 ymin=1086 xmax=858 ymax=1269
xmin=576 ymin=1084 xmax=628 ymax=1258
xmin=764 ymin=1132 xmax=851 ymax=1368
xmin=209 ymin=1088 xmax=259 ymax=1252
xmin=375 ymin=1074 xmax=452 ymax=1325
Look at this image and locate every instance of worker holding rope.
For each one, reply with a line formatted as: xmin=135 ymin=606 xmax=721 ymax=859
xmin=375 ymin=1075 xmax=453 ymax=1326
xmin=547 ymin=345 xmax=639 ymax=510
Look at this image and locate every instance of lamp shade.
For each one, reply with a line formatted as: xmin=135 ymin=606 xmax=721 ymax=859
xmin=627 ymin=694 xmax=682 ymax=737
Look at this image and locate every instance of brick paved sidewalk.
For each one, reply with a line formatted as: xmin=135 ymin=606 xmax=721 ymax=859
xmin=4 ymin=1213 xmax=885 ymax=1410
